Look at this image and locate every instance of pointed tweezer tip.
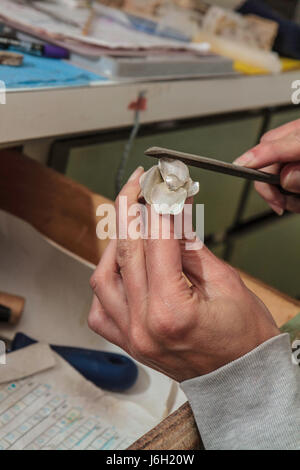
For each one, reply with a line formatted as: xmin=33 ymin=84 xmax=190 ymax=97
xmin=144 ymin=147 xmax=166 ymax=157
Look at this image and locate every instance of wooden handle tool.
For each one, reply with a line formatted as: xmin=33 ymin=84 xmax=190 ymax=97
xmin=145 ymin=146 xmax=300 ymax=198
xmin=0 ymin=292 xmax=25 ymax=325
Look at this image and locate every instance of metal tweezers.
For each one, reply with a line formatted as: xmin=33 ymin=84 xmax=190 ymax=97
xmin=145 ymin=147 xmax=300 ymax=198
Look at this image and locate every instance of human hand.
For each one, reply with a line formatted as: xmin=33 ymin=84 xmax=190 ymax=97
xmin=88 ymin=167 xmax=280 ymax=382
xmin=234 ymin=119 xmax=300 ymax=215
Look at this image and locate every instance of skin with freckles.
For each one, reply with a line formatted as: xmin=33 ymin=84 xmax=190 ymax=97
xmin=234 ymin=119 xmax=300 ymax=215
xmin=88 ymin=167 xmax=280 ymax=382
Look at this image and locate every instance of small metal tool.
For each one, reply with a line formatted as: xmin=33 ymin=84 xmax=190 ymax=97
xmin=145 ymin=146 xmax=300 ymax=198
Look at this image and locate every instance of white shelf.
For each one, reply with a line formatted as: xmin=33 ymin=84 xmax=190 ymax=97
xmin=0 ymin=71 xmax=297 ymax=145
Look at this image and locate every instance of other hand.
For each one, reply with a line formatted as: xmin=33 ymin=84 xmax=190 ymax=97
xmin=234 ymin=119 xmax=300 ymax=215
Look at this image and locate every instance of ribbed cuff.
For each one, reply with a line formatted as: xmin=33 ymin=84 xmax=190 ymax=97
xmin=181 ymin=334 xmax=300 ymax=450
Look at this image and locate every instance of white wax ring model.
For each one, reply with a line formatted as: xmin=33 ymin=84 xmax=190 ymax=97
xmin=139 ymin=158 xmax=199 ymax=215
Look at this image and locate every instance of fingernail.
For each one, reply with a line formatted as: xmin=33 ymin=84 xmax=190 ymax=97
xmin=269 ymin=203 xmax=284 ymax=216
xmin=128 ymin=166 xmax=144 ymax=182
xmin=284 ymin=170 xmax=300 ymax=193
xmin=233 ymin=151 xmax=256 ymax=167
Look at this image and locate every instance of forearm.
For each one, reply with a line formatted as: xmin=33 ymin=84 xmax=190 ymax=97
xmin=181 ymin=334 xmax=300 ymax=450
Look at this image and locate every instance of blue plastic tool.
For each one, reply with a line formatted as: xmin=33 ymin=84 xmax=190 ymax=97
xmin=10 ymin=332 xmax=138 ymax=392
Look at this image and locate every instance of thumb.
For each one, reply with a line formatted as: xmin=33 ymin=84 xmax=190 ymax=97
xmin=281 ymin=163 xmax=300 ymax=194
xmin=181 ymin=239 xmax=230 ymax=292
xmin=179 ymin=201 xmax=230 ymax=290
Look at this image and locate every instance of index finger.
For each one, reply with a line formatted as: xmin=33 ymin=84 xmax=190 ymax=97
xmin=234 ymin=132 xmax=300 ymax=169
xmin=261 ymin=119 xmax=300 ymax=143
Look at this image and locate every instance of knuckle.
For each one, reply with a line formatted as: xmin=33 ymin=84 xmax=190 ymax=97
xmin=260 ymin=130 xmax=272 ymax=142
xmin=89 ymin=269 xmax=106 ymax=292
xmin=117 ymin=241 xmax=132 ymax=267
xmin=87 ymin=311 xmax=98 ymax=333
xmin=292 ymin=129 xmax=300 ymax=144
xmin=262 ymin=139 xmax=281 ymax=156
xmin=148 ymin=309 xmax=188 ymax=341
xmin=89 ymin=273 xmax=98 ymax=291
xmin=128 ymin=327 xmax=156 ymax=360
xmin=260 ymin=141 xmax=275 ymax=155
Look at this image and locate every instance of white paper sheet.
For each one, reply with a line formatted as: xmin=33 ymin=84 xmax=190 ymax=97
xmin=0 ymin=209 xmax=186 ymax=440
xmin=0 ymin=343 xmax=157 ymax=450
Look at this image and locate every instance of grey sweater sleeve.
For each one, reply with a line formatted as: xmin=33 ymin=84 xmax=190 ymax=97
xmin=181 ymin=334 xmax=300 ymax=450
